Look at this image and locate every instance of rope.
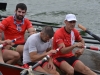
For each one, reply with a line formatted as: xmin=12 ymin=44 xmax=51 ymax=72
xmin=27 ymin=66 xmax=34 ymax=75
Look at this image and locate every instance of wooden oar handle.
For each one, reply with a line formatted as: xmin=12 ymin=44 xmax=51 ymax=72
xmin=78 ymin=24 xmax=87 ymax=31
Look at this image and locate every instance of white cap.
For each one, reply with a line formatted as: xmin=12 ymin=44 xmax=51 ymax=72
xmin=65 ymin=14 xmax=77 ymax=21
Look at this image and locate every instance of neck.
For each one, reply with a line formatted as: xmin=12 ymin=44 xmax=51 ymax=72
xmin=14 ymin=15 xmax=23 ymax=21
xmin=64 ymin=26 xmax=71 ymax=33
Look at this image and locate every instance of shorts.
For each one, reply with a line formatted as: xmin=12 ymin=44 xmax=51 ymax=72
xmin=26 ymin=61 xmax=48 ymax=70
xmin=12 ymin=43 xmax=25 ymax=47
xmin=10 ymin=43 xmax=25 ymax=50
xmin=53 ymin=56 xmax=79 ymax=67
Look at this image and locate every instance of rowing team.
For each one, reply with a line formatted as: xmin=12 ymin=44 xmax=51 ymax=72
xmin=0 ymin=3 xmax=97 ymax=75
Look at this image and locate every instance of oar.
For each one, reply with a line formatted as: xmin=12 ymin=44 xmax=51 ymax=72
xmin=0 ymin=16 xmax=7 ymax=19
xmin=0 ymin=36 xmax=21 ymax=48
xmin=78 ymin=24 xmax=100 ymax=42
xmin=32 ymin=23 xmax=61 ymax=28
xmin=75 ymin=45 xmax=100 ymax=58
xmin=84 ymin=41 xmax=100 ymax=44
xmin=83 ymin=46 xmax=100 ymax=51
xmin=0 ymin=15 xmax=60 ymax=25
xmin=20 ymin=46 xmax=63 ymax=75
xmin=30 ymin=20 xmax=60 ymax=25
xmin=82 ymin=36 xmax=96 ymax=40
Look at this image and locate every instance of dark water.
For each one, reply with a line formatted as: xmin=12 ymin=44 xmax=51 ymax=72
xmin=1 ymin=0 xmax=100 ymax=71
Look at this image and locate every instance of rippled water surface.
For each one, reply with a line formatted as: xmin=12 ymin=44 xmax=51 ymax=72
xmin=1 ymin=0 xmax=100 ymax=33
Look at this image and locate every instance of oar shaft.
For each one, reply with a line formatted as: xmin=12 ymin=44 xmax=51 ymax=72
xmin=86 ymin=30 xmax=100 ymax=42
xmin=0 ymin=36 xmax=21 ymax=49
xmin=32 ymin=55 xmax=50 ymax=69
xmin=20 ymin=69 xmax=28 ymax=75
xmin=78 ymin=24 xmax=100 ymax=42
xmin=32 ymin=46 xmax=63 ymax=69
xmin=20 ymin=46 xmax=63 ymax=75
xmin=84 ymin=46 xmax=100 ymax=51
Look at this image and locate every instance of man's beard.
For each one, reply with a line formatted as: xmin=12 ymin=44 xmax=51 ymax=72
xmin=15 ymin=14 xmax=24 ymax=20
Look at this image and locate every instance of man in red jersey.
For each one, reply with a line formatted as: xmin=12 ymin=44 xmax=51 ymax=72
xmin=53 ymin=14 xmax=97 ymax=75
xmin=0 ymin=3 xmax=36 ymax=64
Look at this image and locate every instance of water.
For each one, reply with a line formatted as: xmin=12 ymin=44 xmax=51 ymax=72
xmin=1 ymin=0 xmax=100 ymax=34
xmin=1 ymin=0 xmax=100 ymax=70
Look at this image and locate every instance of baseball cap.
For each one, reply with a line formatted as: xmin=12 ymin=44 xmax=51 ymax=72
xmin=65 ymin=14 xmax=77 ymax=21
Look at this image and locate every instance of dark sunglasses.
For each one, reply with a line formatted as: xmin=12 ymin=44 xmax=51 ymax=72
xmin=69 ymin=21 xmax=76 ymax=23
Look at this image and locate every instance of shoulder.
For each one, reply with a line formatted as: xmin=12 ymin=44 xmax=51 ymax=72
xmin=28 ymin=33 xmax=39 ymax=41
xmin=54 ymin=27 xmax=64 ymax=36
xmin=1 ymin=16 xmax=13 ymax=26
xmin=2 ymin=16 xmax=13 ymax=22
xmin=55 ymin=27 xmax=64 ymax=34
xmin=24 ymin=18 xmax=33 ymax=27
xmin=24 ymin=18 xmax=30 ymax=23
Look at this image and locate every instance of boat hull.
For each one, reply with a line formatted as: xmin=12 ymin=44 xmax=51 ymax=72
xmin=0 ymin=63 xmax=51 ymax=75
xmin=79 ymin=49 xmax=100 ymax=71
xmin=0 ymin=49 xmax=100 ymax=75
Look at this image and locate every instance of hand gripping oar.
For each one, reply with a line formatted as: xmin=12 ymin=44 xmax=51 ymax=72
xmin=78 ymin=24 xmax=100 ymax=42
xmin=0 ymin=36 xmax=21 ymax=48
xmin=20 ymin=46 xmax=63 ymax=75
xmin=32 ymin=46 xmax=63 ymax=69
xmin=75 ymin=45 xmax=100 ymax=57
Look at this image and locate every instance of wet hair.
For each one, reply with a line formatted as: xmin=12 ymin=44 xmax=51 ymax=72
xmin=16 ymin=3 xmax=27 ymax=11
xmin=41 ymin=26 xmax=54 ymax=38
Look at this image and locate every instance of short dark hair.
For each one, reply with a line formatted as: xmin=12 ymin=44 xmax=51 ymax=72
xmin=16 ymin=3 xmax=27 ymax=11
xmin=42 ymin=26 xmax=54 ymax=38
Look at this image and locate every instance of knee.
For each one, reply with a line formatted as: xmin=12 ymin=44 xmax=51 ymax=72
xmin=65 ymin=67 xmax=74 ymax=75
xmin=55 ymin=71 xmax=60 ymax=75
xmin=81 ymin=66 xmax=91 ymax=74
xmin=48 ymin=69 xmax=60 ymax=75
xmin=50 ymin=71 xmax=60 ymax=75
xmin=14 ymin=52 xmax=20 ymax=60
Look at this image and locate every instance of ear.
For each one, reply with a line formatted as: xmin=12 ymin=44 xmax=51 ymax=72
xmin=40 ymin=32 xmax=43 ymax=35
xmin=40 ymin=32 xmax=43 ymax=36
xmin=14 ymin=10 xmax=16 ymax=13
xmin=64 ymin=20 xmax=66 ymax=24
xmin=64 ymin=20 xmax=66 ymax=23
xmin=40 ymin=32 xmax=44 ymax=38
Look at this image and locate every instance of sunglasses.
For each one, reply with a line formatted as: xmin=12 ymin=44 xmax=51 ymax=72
xmin=69 ymin=21 xmax=76 ymax=23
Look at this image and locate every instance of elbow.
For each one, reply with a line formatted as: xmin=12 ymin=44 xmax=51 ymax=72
xmin=60 ymin=49 xmax=65 ymax=54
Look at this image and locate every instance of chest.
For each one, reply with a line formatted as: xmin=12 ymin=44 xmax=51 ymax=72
xmin=5 ymin=22 xmax=27 ymax=34
xmin=63 ymin=31 xmax=75 ymax=46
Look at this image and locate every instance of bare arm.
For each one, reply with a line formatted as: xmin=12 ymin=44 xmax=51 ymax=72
xmin=0 ymin=30 xmax=5 ymax=44
xmin=29 ymin=49 xmax=57 ymax=62
xmin=0 ymin=49 xmax=4 ymax=63
xmin=29 ymin=51 xmax=47 ymax=62
xmin=75 ymin=37 xmax=85 ymax=57
xmin=58 ymin=43 xmax=76 ymax=54
xmin=27 ymin=27 xmax=36 ymax=35
xmin=59 ymin=37 xmax=85 ymax=54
